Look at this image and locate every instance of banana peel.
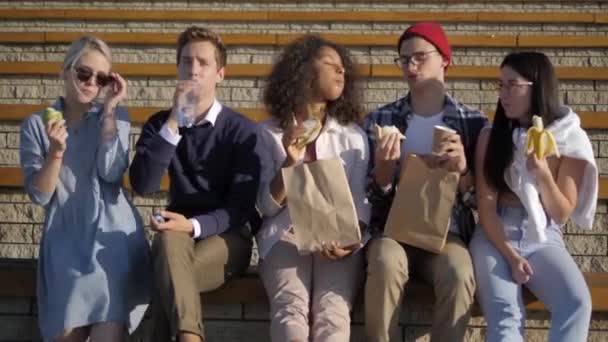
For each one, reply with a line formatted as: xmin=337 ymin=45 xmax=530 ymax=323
xmin=525 ymin=115 xmax=560 ymax=159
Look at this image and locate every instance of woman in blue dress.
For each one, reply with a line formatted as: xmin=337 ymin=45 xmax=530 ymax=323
xmin=19 ymin=36 xmax=151 ymax=341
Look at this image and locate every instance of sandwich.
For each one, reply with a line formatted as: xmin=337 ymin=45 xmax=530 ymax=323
xmin=293 ymin=104 xmax=324 ymax=149
xmin=375 ymin=124 xmax=406 ymax=140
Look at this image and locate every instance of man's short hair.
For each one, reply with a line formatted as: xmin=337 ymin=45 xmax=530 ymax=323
xmin=176 ymin=26 xmax=227 ymax=68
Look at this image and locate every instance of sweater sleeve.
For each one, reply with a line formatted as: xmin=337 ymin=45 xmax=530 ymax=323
xmin=255 ymin=123 xmax=285 ymax=218
xmin=129 ymin=111 xmax=177 ymax=195
xmin=191 ymin=121 xmax=261 ymax=239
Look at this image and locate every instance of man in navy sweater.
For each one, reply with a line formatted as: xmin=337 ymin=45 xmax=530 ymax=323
xmin=129 ymin=26 xmax=261 ymax=342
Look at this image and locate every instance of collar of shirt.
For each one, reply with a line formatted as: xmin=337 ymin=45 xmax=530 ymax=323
xmin=320 ymin=115 xmax=343 ymax=134
xmin=53 ymin=97 xmax=66 ymax=112
xmin=195 ymin=98 xmax=222 ymax=127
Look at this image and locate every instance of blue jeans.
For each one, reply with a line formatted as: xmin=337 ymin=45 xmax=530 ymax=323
xmin=470 ymin=206 xmax=591 ymax=342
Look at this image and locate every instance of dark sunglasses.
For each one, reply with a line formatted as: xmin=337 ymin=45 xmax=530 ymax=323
xmin=73 ymin=66 xmax=113 ymax=87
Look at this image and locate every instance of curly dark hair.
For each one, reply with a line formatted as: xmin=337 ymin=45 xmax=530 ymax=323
xmin=264 ymin=35 xmax=362 ymax=129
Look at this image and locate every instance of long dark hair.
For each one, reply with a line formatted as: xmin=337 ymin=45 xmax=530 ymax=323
xmin=263 ymin=35 xmax=361 ymax=129
xmin=484 ymin=51 xmax=563 ymax=192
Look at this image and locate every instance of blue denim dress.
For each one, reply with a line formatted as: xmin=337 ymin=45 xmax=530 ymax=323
xmin=19 ymin=98 xmax=151 ymax=341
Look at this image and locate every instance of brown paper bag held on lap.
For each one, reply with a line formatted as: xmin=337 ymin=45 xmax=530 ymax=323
xmin=282 ymin=158 xmax=361 ymax=253
xmin=384 ymin=154 xmax=459 ymax=253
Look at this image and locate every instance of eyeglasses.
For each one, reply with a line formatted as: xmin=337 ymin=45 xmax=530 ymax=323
xmin=495 ymin=80 xmax=533 ymax=92
xmin=73 ymin=66 xmax=113 ymax=87
xmin=394 ymin=50 xmax=438 ymax=68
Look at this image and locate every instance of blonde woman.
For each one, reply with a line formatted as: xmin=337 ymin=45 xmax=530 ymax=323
xmin=19 ymin=36 xmax=151 ymax=341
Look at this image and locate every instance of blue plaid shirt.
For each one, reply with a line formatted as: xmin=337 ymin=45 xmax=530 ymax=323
xmin=361 ymin=93 xmax=488 ymax=239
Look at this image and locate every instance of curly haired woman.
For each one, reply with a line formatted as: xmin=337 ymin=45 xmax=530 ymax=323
xmin=255 ymin=35 xmax=371 ymax=342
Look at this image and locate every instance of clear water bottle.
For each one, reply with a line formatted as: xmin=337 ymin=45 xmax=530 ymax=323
xmin=176 ymin=80 xmax=201 ymax=128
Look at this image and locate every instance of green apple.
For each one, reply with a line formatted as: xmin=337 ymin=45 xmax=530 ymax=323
xmin=42 ymin=107 xmax=63 ymax=125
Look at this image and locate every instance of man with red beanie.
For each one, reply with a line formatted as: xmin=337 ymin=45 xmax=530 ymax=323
xmin=361 ymin=22 xmax=487 ymax=341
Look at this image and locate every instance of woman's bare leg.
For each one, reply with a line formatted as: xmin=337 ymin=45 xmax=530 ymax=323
xmin=89 ymin=321 xmax=125 ymax=342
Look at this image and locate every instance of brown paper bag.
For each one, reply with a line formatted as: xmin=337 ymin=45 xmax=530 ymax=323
xmin=282 ymin=158 xmax=361 ymax=253
xmin=384 ymin=154 xmax=459 ymax=253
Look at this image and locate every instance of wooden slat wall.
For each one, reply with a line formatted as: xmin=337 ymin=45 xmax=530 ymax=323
xmin=1 ymin=62 xmax=608 ymax=80
xmin=1 ymin=104 xmax=606 ymax=129
xmin=3 ymin=32 xmax=608 ymax=49
xmin=0 ymin=9 xmax=604 ymax=24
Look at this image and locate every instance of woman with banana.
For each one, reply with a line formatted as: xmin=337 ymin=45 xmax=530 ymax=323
xmin=255 ymin=35 xmax=370 ymax=341
xmin=470 ymin=51 xmax=598 ymax=341
xmin=19 ymin=36 xmax=151 ymax=341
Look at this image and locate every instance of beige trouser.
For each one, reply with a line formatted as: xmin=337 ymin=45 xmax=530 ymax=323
xmin=259 ymin=239 xmax=365 ymax=342
xmin=364 ymin=234 xmax=476 ymax=342
xmin=150 ymin=229 xmax=252 ymax=341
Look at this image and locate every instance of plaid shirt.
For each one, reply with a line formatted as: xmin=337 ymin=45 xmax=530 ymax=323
xmin=361 ymin=93 xmax=488 ymax=239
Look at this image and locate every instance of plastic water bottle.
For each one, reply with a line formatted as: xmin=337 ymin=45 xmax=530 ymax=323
xmin=176 ymin=80 xmax=201 ymax=128
xmin=153 ymin=212 xmax=165 ymax=223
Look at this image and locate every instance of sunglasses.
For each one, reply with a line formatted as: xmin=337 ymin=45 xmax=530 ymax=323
xmin=73 ymin=66 xmax=113 ymax=87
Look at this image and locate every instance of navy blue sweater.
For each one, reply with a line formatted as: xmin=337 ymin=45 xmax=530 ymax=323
xmin=129 ymin=107 xmax=261 ymax=238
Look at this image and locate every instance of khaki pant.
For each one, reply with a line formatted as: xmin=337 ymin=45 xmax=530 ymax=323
xmin=259 ymin=239 xmax=364 ymax=342
xmin=150 ymin=229 xmax=252 ymax=341
xmin=364 ymin=234 xmax=475 ymax=342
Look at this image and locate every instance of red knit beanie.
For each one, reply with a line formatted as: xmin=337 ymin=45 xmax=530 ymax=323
xmin=397 ymin=22 xmax=451 ymax=67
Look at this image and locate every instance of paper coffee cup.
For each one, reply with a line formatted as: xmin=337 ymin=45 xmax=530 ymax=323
xmin=432 ymin=125 xmax=457 ymax=153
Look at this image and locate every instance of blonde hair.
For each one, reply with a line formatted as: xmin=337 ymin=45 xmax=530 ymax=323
xmin=176 ymin=26 xmax=227 ymax=68
xmin=62 ymin=35 xmax=112 ymax=73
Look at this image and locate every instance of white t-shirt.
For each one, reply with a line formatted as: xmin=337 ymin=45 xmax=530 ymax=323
xmin=402 ymin=112 xmax=445 ymax=156
xmin=402 ymin=111 xmax=460 ymax=234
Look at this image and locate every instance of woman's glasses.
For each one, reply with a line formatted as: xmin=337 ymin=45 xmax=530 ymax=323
xmin=73 ymin=66 xmax=113 ymax=87
xmin=495 ymin=80 xmax=533 ymax=92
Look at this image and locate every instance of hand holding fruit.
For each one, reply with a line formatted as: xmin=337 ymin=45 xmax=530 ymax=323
xmin=525 ymin=115 xmax=558 ymax=181
xmin=43 ymin=107 xmax=63 ymax=125
xmin=43 ymin=107 xmax=68 ymax=158
xmin=525 ymin=115 xmax=560 ymax=159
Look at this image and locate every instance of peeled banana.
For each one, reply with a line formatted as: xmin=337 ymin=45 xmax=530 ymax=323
xmin=525 ymin=115 xmax=560 ymax=159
